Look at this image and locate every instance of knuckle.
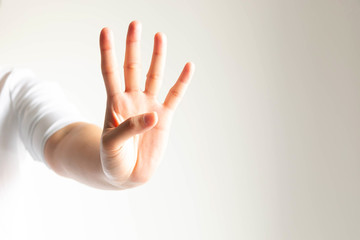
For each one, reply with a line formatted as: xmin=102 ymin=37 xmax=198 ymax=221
xmin=138 ymin=115 xmax=146 ymax=127
xmin=146 ymin=72 xmax=161 ymax=81
xmin=170 ymin=88 xmax=182 ymax=98
xmin=152 ymin=51 xmax=163 ymax=57
xmin=124 ymin=62 xmax=140 ymax=70
xmin=126 ymin=39 xmax=139 ymax=44
xmin=102 ymin=69 xmax=114 ymax=76
xmin=127 ymin=117 xmax=137 ymax=130
xmin=102 ymin=64 xmax=117 ymax=76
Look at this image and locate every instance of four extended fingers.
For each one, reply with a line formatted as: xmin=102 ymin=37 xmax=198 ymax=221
xmin=101 ymin=21 xmax=194 ymax=109
xmin=100 ymin=27 xmax=121 ymax=98
xmin=124 ymin=20 xmax=142 ymax=92
xmin=164 ymin=62 xmax=195 ymax=110
xmin=144 ymin=32 xmax=167 ymax=96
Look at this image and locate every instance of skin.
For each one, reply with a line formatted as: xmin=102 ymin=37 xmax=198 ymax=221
xmin=44 ymin=20 xmax=195 ymax=190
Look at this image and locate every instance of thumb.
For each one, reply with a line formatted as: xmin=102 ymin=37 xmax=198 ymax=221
xmin=103 ymin=112 xmax=158 ymax=147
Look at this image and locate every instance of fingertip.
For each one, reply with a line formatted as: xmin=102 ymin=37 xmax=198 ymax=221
xmin=143 ymin=112 xmax=158 ymax=127
xmin=176 ymin=62 xmax=195 ymax=85
xmin=182 ymin=62 xmax=195 ymax=76
xmin=101 ymin=27 xmax=110 ymax=34
xmin=155 ymin=32 xmax=167 ymax=43
xmin=100 ymin=27 xmax=113 ymax=50
xmin=130 ymin=19 xmax=141 ymax=25
xmin=129 ymin=20 xmax=142 ymax=32
xmin=186 ymin=62 xmax=195 ymax=71
xmin=100 ymin=27 xmax=112 ymax=38
xmin=127 ymin=20 xmax=142 ymax=43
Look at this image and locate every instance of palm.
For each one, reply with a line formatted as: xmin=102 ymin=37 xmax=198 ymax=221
xmin=103 ymin=92 xmax=171 ymax=184
xmin=99 ymin=21 xmax=194 ymax=188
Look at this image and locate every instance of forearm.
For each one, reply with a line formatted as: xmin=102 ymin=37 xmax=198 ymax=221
xmin=44 ymin=122 xmax=121 ymax=190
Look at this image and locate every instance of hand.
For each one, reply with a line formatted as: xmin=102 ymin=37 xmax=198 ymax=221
xmin=99 ymin=21 xmax=195 ymax=189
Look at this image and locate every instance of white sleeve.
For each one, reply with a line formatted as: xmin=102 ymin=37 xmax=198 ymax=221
xmin=8 ymin=68 xmax=86 ymax=167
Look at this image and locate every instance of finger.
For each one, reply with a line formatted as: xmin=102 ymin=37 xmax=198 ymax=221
xmin=100 ymin=27 xmax=122 ymax=98
xmin=144 ymin=32 xmax=167 ymax=96
xmin=163 ymin=62 xmax=195 ymax=110
xmin=124 ymin=20 xmax=142 ymax=92
xmin=104 ymin=112 xmax=158 ymax=147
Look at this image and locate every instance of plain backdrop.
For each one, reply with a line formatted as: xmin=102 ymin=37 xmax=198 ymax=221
xmin=1 ymin=0 xmax=360 ymax=239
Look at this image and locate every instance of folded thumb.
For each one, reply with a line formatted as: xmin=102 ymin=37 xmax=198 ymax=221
xmin=105 ymin=112 xmax=158 ymax=147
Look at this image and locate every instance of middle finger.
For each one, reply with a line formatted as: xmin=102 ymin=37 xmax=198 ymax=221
xmin=123 ymin=20 xmax=142 ymax=92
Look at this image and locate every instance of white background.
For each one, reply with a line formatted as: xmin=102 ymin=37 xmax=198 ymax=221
xmin=1 ymin=0 xmax=360 ymax=239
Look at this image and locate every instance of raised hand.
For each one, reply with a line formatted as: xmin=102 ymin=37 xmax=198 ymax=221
xmin=99 ymin=21 xmax=195 ymax=189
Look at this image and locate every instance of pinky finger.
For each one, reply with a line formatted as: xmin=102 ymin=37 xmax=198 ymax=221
xmin=163 ymin=62 xmax=195 ymax=110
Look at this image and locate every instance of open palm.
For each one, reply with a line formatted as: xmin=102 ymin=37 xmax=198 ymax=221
xmin=99 ymin=21 xmax=194 ymax=188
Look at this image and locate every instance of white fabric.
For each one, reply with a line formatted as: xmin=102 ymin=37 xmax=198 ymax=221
xmin=0 ymin=67 xmax=84 ymax=168
xmin=0 ymin=66 xmax=85 ymax=238
xmin=0 ymin=66 xmax=86 ymax=196
xmin=0 ymin=67 xmax=82 ymax=239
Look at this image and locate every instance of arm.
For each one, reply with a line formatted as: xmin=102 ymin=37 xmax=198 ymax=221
xmin=44 ymin=21 xmax=195 ymax=190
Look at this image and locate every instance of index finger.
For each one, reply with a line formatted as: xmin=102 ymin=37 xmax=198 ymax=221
xmin=100 ymin=27 xmax=122 ymax=98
